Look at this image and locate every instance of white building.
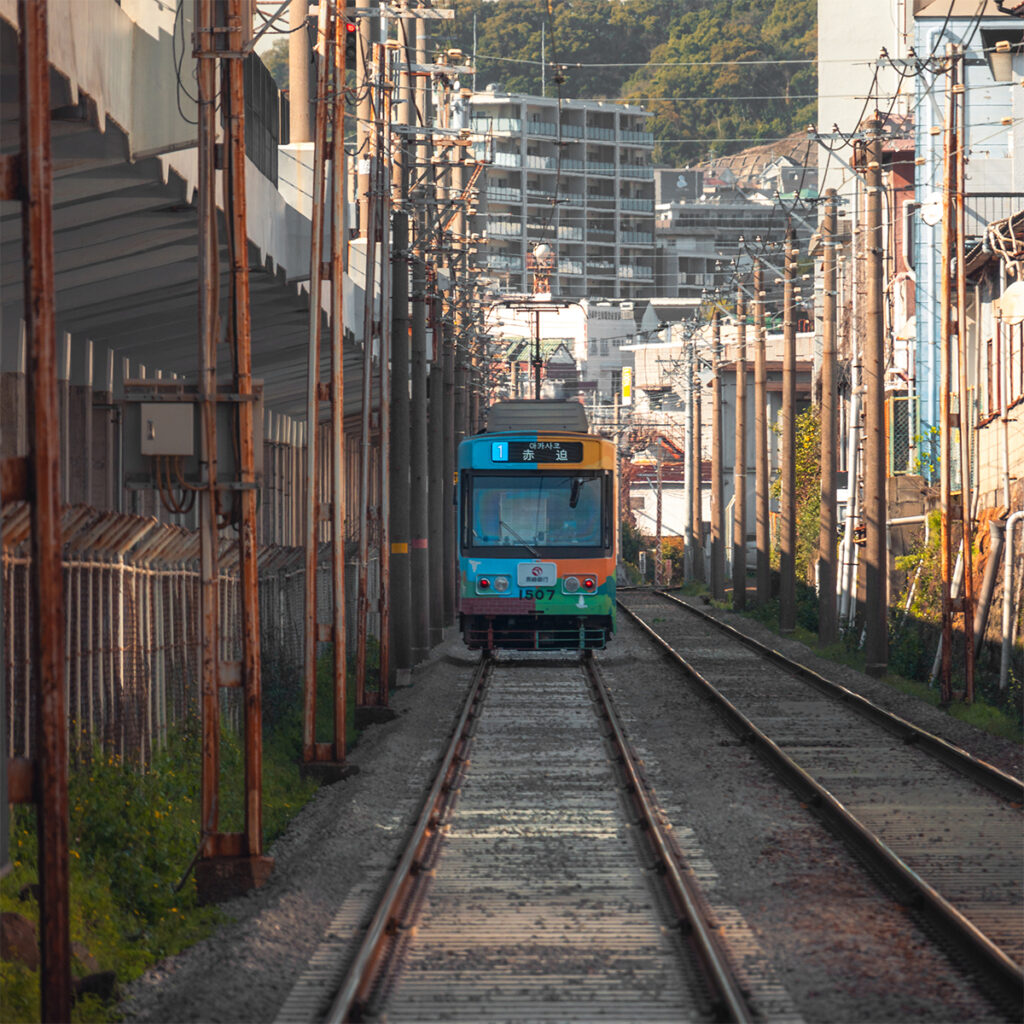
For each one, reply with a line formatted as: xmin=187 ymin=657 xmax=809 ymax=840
xmin=469 ymin=88 xmax=656 ymax=299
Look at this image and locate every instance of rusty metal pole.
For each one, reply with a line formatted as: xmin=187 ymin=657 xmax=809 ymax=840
xmin=779 ymin=228 xmax=798 ymax=633
xmin=954 ymin=64 xmax=975 ymax=702
xmin=16 ymin=0 xmax=71 ymax=1015
xmin=753 ymin=257 xmax=770 ymax=605
xmin=223 ymin=0 xmax=269 ymax=866
xmin=303 ymin=0 xmax=331 ymax=760
xmin=357 ymin=12 xmax=372 ymax=237
xmin=195 ymin=0 xmax=222 ymax=880
xmin=329 ymin=8 xmax=348 ymax=741
xmin=733 ymin=279 xmax=747 ymax=609
xmin=939 ymin=46 xmax=956 ymax=702
xmin=710 ymin=311 xmax=725 ymax=600
xmin=863 ymin=116 xmax=888 ymax=677
xmin=819 ymin=190 xmax=839 ymax=645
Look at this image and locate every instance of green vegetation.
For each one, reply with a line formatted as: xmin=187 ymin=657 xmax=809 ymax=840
xmin=0 ymin=652 xmax=365 ymax=1023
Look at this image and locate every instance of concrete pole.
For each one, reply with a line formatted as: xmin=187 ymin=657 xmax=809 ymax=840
xmin=409 ymin=256 xmax=431 ymax=659
xmin=692 ymin=338 xmax=704 ymax=582
xmin=754 ymin=257 xmax=770 ymax=604
xmin=442 ymin=316 xmax=457 ymax=625
xmin=863 ymin=117 xmax=887 ymax=676
xmin=710 ymin=311 xmax=725 ymax=600
xmin=954 ymin=71 xmax=975 ymax=701
xmin=389 ymin=211 xmax=412 ymax=670
xmin=819 ymin=190 xmax=839 ymax=645
xmin=428 ymin=291 xmax=445 ymax=647
xmin=779 ymin=228 xmax=798 ymax=633
xmin=288 ymin=0 xmax=311 ymax=143
xmin=939 ymin=49 xmax=956 ymax=702
xmin=684 ymin=339 xmax=697 ymax=580
xmin=733 ymin=280 xmax=747 ymax=609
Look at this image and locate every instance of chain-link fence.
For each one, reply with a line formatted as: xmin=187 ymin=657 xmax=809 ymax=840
xmin=888 ymin=394 xmax=919 ymax=475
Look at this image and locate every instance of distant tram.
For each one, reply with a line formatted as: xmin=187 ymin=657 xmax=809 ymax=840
xmin=457 ymin=400 xmax=617 ymax=651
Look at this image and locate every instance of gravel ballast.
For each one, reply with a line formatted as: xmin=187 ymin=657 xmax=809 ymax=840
xmin=121 ymin=611 xmax=1021 ymax=1023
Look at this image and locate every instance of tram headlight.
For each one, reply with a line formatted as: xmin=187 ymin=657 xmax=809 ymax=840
xmin=562 ymin=574 xmax=597 ymax=594
xmin=492 ymin=576 xmax=510 ymax=593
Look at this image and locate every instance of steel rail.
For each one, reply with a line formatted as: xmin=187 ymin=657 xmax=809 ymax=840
xmin=324 ymin=654 xmax=492 ymax=1023
xmin=650 ymin=588 xmax=1024 ymax=803
xmin=618 ymin=600 xmax=1024 ymax=1011
xmin=582 ymin=652 xmax=756 ymax=1024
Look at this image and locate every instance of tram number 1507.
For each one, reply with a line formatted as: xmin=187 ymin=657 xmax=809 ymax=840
xmin=521 ymin=588 xmax=555 ymax=600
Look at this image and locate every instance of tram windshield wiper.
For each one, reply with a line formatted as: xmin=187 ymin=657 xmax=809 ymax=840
xmin=499 ymin=518 xmax=541 ymax=558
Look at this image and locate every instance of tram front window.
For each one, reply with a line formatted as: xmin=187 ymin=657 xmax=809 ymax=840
xmin=470 ymin=473 xmax=603 ymax=549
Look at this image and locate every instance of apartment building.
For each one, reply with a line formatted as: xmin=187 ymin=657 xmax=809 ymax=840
xmin=469 ymin=88 xmax=656 ymax=299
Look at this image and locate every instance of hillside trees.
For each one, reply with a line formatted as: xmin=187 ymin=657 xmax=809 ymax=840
xmin=621 ymin=0 xmax=816 ymax=163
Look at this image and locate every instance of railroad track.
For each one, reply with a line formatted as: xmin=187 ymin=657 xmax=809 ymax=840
xmin=276 ymin=651 xmax=785 ymax=1023
xmin=618 ymin=588 xmax=1024 ymax=1012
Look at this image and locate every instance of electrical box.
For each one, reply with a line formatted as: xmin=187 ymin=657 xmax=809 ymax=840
xmin=121 ymin=380 xmax=263 ymax=491
xmin=139 ymin=403 xmax=194 ymax=457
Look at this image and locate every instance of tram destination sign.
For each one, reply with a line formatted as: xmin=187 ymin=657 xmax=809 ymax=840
xmin=491 ymin=440 xmax=584 ymax=464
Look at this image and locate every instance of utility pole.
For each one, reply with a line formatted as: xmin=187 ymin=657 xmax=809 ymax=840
xmin=691 ymin=335 xmax=704 ymax=582
xmin=819 ymin=189 xmax=839 ymax=645
xmin=733 ymin=276 xmax=747 ymax=609
xmin=710 ymin=310 xmax=725 ymax=600
xmin=863 ymin=116 xmax=887 ymax=676
xmin=389 ymin=221 xmax=412 ymax=668
xmin=684 ymin=339 xmax=697 ymax=580
xmin=753 ymin=256 xmax=770 ymax=605
xmin=194 ymin=0 xmax=272 ymax=899
xmin=954 ymin=57 xmax=975 ymax=702
xmin=779 ymin=228 xmax=798 ymax=633
xmin=409 ymin=254 xmax=431 ymax=659
xmin=356 ymin=12 xmax=373 ymax=236
xmin=304 ymin=0 xmax=349 ymax=771
xmin=9 ymin=0 xmax=70 ymax=1015
xmin=288 ymin=0 xmax=311 ymax=142
xmin=376 ymin=45 xmax=394 ymax=700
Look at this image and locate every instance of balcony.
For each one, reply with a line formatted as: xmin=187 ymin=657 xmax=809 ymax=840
xmin=586 ymin=125 xmax=615 ymax=141
xmin=621 ymin=165 xmax=654 ymax=180
xmin=621 ymin=129 xmax=655 ymax=146
xmin=621 ymin=197 xmax=654 ymax=212
xmin=618 ymin=265 xmax=653 ymax=280
xmin=485 ymin=186 xmax=522 ymax=203
xmin=526 ymin=119 xmax=558 ymax=137
xmin=486 ymin=221 xmax=524 ymax=237
xmin=490 ymin=151 xmax=522 ymax=169
xmin=620 ymin=231 xmax=654 ymax=245
xmin=587 ymin=162 xmax=616 ymax=177
xmin=472 ymin=117 xmax=521 ymax=134
xmin=559 ymin=260 xmax=584 ymax=275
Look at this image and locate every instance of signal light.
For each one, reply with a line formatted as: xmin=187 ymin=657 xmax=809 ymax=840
xmin=345 ymin=21 xmax=357 ymax=65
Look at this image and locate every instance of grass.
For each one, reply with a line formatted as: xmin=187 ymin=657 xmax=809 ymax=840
xmin=0 ymin=645 xmax=370 ymax=1023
